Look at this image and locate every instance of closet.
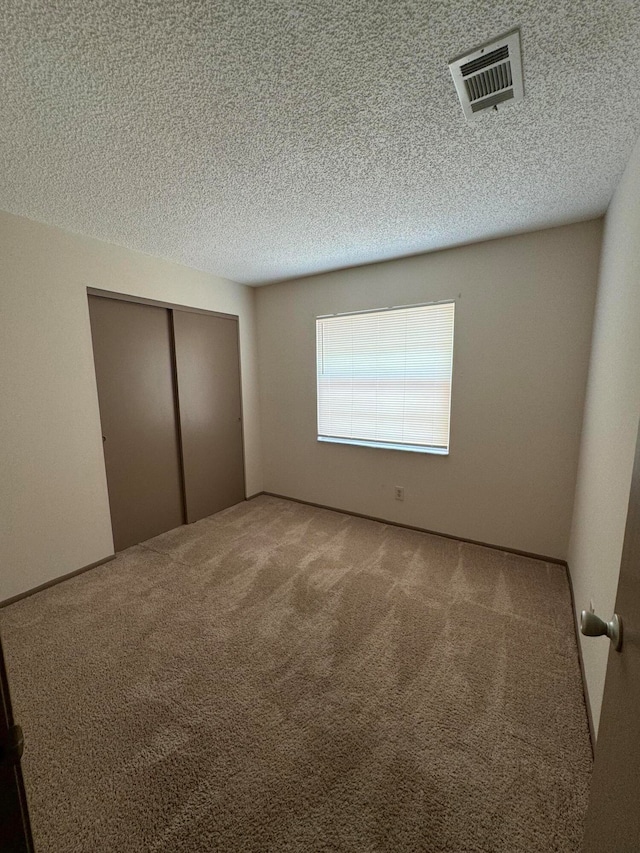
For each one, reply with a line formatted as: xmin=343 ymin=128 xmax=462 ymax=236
xmin=88 ymin=293 xmax=245 ymax=551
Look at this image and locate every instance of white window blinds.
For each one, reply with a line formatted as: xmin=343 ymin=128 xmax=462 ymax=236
xmin=316 ymin=301 xmax=455 ymax=454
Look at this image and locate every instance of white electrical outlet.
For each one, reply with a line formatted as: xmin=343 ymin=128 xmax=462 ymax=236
xmin=394 ymin=486 xmax=404 ymax=501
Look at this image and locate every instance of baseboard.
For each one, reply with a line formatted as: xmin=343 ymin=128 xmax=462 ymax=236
xmin=565 ymin=563 xmax=596 ymax=755
xmin=260 ymin=491 xmax=566 ymax=565
xmin=0 ymin=555 xmax=116 ymax=608
xmin=246 ymin=491 xmax=265 ymax=500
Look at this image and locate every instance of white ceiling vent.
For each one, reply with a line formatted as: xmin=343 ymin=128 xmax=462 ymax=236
xmin=449 ymin=29 xmax=524 ymax=120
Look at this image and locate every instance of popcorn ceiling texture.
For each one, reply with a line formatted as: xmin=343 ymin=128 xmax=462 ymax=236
xmin=1 ymin=0 xmax=640 ymax=284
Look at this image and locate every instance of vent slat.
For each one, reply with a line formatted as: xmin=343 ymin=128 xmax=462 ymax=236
xmin=466 ymin=62 xmax=514 ymax=101
xmin=470 ymin=89 xmax=514 ymax=112
xmin=460 ymin=44 xmax=509 ymax=76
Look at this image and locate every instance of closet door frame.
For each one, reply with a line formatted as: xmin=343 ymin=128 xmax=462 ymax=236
xmin=87 ymin=287 xmax=248 ymax=508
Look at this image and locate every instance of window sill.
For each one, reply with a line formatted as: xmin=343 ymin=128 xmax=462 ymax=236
xmin=317 ymin=436 xmax=449 ymax=455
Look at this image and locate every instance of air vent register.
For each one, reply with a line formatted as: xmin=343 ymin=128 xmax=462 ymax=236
xmin=449 ymin=30 xmax=524 ymax=120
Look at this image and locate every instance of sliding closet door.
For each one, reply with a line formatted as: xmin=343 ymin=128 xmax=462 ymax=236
xmin=88 ymin=296 xmax=184 ymax=550
xmin=172 ymin=311 xmax=245 ymax=522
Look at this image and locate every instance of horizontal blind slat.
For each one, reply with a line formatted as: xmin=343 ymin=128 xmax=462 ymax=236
xmin=317 ymin=302 xmax=454 ymax=452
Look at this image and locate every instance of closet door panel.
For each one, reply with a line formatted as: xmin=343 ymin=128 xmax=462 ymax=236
xmin=172 ymin=311 xmax=245 ymax=522
xmin=88 ymin=296 xmax=184 ymax=550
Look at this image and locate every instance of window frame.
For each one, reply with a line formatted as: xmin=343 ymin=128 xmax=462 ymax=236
xmin=316 ymin=300 xmax=455 ymax=456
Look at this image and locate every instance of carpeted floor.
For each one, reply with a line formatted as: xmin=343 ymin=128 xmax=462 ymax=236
xmin=1 ymin=496 xmax=591 ymax=852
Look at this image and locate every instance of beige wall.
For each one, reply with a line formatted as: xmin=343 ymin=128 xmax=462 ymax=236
xmin=568 ymin=136 xmax=640 ymax=735
xmin=0 ymin=212 xmax=262 ymax=602
xmin=256 ymin=221 xmax=602 ymax=560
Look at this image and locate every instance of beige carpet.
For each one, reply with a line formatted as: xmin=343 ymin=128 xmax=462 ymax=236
xmin=1 ymin=496 xmax=591 ymax=852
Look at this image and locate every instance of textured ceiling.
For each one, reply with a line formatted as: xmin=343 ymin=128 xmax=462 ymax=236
xmin=2 ymin=1 xmax=640 ymax=285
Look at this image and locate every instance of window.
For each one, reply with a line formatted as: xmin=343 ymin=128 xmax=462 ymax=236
xmin=316 ymin=301 xmax=455 ymax=454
